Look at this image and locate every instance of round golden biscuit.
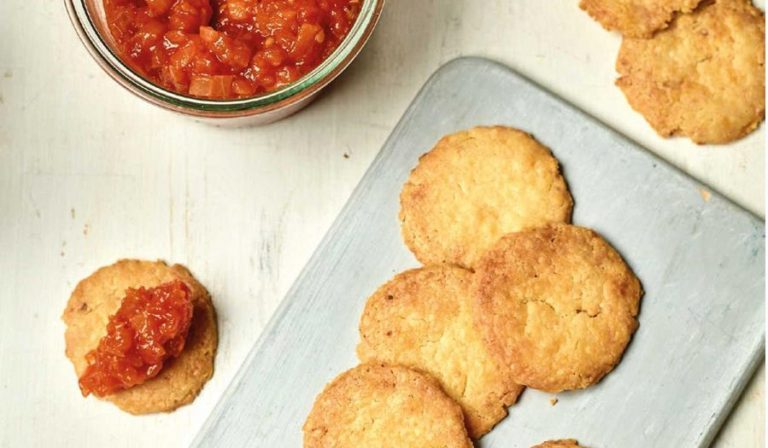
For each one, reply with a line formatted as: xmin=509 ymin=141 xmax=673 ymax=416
xmin=399 ymin=126 xmax=573 ymax=269
xmin=62 ymin=259 xmax=218 ymax=414
xmin=474 ymin=224 xmax=642 ymax=393
xmin=303 ymin=363 xmax=473 ymax=448
xmin=357 ymin=265 xmax=524 ymax=438
xmin=532 ymin=440 xmax=584 ymax=448
xmin=579 ymin=0 xmax=702 ymax=38
xmin=616 ymin=0 xmax=765 ymax=144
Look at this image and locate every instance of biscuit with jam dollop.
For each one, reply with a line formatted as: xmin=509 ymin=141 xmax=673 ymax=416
xmin=62 ymin=259 xmax=217 ymax=414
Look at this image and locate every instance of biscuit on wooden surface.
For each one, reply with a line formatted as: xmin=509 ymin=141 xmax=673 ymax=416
xmin=357 ymin=265 xmax=524 ymax=438
xmin=62 ymin=259 xmax=217 ymax=414
xmin=616 ymin=0 xmax=765 ymax=144
xmin=532 ymin=439 xmax=584 ymax=448
xmin=474 ymin=224 xmax=642 ymax=393
xmin=303 ymin=363 xmax=473 ymax=448
xmin=399 ymin=126 xmax=573 ymax=269
xmin=579 ymin=0 xmax=702 ymax=37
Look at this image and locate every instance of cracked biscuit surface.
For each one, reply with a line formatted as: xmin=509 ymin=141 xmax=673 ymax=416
xmin=399 ymin=126 xmax=573 ymax=269
xmin=357 ymin=265 xmax=524 ymax=438
xmin=616 ymin=0 xmax=765 ymax=144
xmin=474 ymin=224 xmax=642 ymax=393
xmin=62 ymin=259 xmax=218 ymax=414
xmin=579 ymin=0 xmax=702 ymax=38
xmin=303 ymin=363 xmax=472 ymax=448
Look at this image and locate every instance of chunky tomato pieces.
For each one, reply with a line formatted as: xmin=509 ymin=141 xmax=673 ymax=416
xmin=78 ymin=280 xmax=194 ymax=397
xmin=104 ymin=0 xmax=362 ymax=99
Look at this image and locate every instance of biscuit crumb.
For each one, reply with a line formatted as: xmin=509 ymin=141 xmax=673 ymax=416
xmin=699 ymin=189 xmax=711 ymax=202
xmin=550 ymin=397 xmax=559 ymax=406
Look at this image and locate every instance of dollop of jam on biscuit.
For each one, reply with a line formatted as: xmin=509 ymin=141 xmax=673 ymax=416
xmin=78 ymin=280 xmax=194 ymax=397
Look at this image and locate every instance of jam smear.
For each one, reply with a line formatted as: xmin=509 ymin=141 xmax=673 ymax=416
xmin=104 ymin=0 xmax=363 ymax=98
xmin=78 ymin=280 xmax=194 ymax=397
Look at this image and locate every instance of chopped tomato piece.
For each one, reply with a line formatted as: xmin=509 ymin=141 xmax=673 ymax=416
xmin=224 ymin=0 xmax=250 ymax=21
xmin=292 ymin=23 xmax=323 ymax=61
xmin=189 ymin=74 xmax=235 ymax=98
xmin=168 ymin=0 xmax=213 ymax=32
xmin=78 ymin=280 xmax=194 ymax=397
xmin=199 ymin=26 xmax=252 ymax=70
xmin=146 ymin=0 xmax=174 ymax=17
xmin=232 ymin=78 xmax=257 ymax=96
xmin=133 ymin=20 xmax=165 ymax=48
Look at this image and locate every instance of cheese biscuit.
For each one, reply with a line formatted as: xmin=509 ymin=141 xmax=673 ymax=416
xmin=580 ymin=0 xmax=702 ymax=37
xmin=400 ymin=126 xmax=573 ymax=269
xmin=616 ymin=0 xmax=765 ymax=144
xmin=303 ymin=363 xmax=473 ymax=448
xmin=357 ymin=265 xmax=524 ymax=438
xmin=474 ymin=224 xmax=642 ymax=392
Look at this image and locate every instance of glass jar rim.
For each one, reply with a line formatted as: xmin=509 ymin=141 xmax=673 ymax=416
xmin=65 ymin=0 xmax=383 ymax=114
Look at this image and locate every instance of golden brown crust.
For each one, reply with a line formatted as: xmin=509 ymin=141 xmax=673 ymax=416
xmin=399 ymin=126 xmax=573 ymax=269
xmin=616 ymin=0 xmax=765 ymax=144
xmin=303 ymin=363 xmax=473 ymax=448
xmin=357 ymin=265 xmax=524 ymax=438
xmin=62 ymin=259 xmax=218 ymax=414
xmin=474 ymin=224 xmax=642 ymax=393
xmin=532 ymin=439 xmax=584 ymax=448
xmin=579 ymin=0 xmax=702 ymax=38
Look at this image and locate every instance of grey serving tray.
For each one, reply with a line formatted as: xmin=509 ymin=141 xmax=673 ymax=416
xmin=192 ymin=57 xmax=765 ymax=448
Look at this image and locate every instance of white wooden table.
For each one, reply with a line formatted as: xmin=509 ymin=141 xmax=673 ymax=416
xmin=0 ymin=1 xmax=763 ymax=447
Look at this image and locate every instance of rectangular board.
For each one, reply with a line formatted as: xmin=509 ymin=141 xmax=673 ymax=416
xmin=192 ymin=57 xmax=765 ymax=448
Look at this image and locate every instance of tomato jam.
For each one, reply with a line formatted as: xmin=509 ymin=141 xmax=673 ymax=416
xmin=104 ymin=0 xmax=362 ymax=98
xmin=78 ymin=280 xmax=194 ymax=397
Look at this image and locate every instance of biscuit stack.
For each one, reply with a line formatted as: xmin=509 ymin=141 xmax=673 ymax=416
xmin=580 ymin=0 xmax=765 ymax=144
xmin=303 ymin=126 xmax=643 ymax=448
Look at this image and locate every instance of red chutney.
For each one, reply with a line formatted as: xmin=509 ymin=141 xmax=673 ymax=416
xmin=78 ymin=280 xmax=194 ymax=397
xmin=104 ymin=0 xmax=362 ymax=98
